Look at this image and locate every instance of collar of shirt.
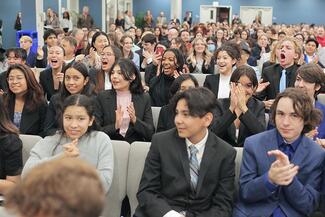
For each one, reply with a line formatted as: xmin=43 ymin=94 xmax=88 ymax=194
xmin=276 ymin=130 xmax=302 ymax=152
xmin=185 ymin=129 xmax=209 ymax=165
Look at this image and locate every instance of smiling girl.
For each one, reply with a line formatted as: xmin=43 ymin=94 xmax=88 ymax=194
xmin=23 ymin=94 xmax=114 ymax=193
xmin=43 ymin=62 xmax=96 ymax=136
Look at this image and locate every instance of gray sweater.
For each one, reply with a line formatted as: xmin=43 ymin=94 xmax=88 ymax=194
xmin=22 ymin=131 xmax=114 ymax=193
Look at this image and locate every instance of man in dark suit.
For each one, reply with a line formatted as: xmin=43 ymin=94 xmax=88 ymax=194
xmin=256 ymin=37 xmax=301 ymax=110
xmin=135 ymin=87 xmax=236 ymax=217
xmin=233 ymin=88 xmax=325 ymax=217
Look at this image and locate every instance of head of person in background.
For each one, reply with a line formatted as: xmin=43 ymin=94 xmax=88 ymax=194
xmin=180 ymin=30 xmax=190 ymax=44
xmin=55 ymin=28 xmax=65 ymax=46
xmin=153 ymin=27 xmax=162 ymax=42
xmin=170 ymin=37 xmax=188 ymax=56
xmin=19 ymin=36 xmax=33 ymax=55
xmin=141 ymin=33 xmax=156 ymax=53
xmin=48 ymin=45 xmax=65 ymax=72
xmin=294 ymin=33 xmax=305 ymax=47
xmin=61 ymin=36 xmax=77 ymax=64
xmin=43 ymin=29 xmax=58 ymax=48
xmin=5 ymin=48 xmax=27 ymax=66
xmin=206 ymin=36 xmax=217 ymax=53
xmin=109 ymin=58 xmax=143 ymax=94
xmin=167 ymin=27 xmax=179 ymax=42
xmin=71 ymin=28 xmax=85 ymax=48
xmin=240 ymin=29 xmax=250 ymax=41
xmin=278 ymin=31 xmax=287 ymax=41
xmin=169 ymin=74 xmax=199 ymax=100
xmin=91 ymin=31 xmax=109 ymax=54
xmin=120 ymin=35 xmax=135 ymax=59
xmin=215 ymin=42 xmax=241 ymax=76
xmin=96 ymin=45 xmax=122 ymax=92
xmin=161 ymin=48 xmax=185 ymax=77
xmin=304 ymin=37 xmax=319 ymax=64
xmin=237 ymin=41 xmax=252 ymax=66
xmin=5 ymin=158 xmax=105 ymax=217
xmin=61 ymin=62 xmax=95 ymax=99
xmin=278 ymin=37 xmax=301 ymax=69
xmin=257 ymin=33 xmax=270 ymax=50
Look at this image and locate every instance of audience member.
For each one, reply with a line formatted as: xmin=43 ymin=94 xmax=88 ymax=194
xmin=233 ymin=87 xmax=324 ymax=217
xmin=6 ymin=158 xmax=105 ymax=217
xmin=95 ymin=58 xmax=154 ymax=143
xmin=4 ymin=64 xmax=47 ymax=136
xmin=23 ymin=94 xmax=114 ymax=192
xmin=0 ymin=96 xmax=22 ymax=195
xmin=213 ymin=65 xmax=266 ymax=147
xmin=77 ymin=6 xmax=94 ymax=29
xmin=19 ymin=35 xmax=36 ymax=67
xmin=36 ymin=28 xmax=58 ymax=68
xmin=135 ymin=87 xmax=236 ymax=217
xmin=120 ymin=35 xmax=140 ymax=68
xmin=43 ymin=62 xmax=96 ymax=136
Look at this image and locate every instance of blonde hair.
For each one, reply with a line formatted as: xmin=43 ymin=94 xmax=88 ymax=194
xmin=19 ymin=35 xmax=32 ymax=43
xmin=187 ymin=37 xmax=213 ymax=68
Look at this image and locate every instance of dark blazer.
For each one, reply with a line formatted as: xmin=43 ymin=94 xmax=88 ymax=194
xmin=7 ymin=96 xmax=47 ymax=136
xmin=256 ymin=63 xmax=299 ymax=100
xmin=39 ymin=68 xmax=61 ymax=101
xmin=203 ymin=74 xmax=220 ymax=98
xmin=188 ymin=58 xmax=215 ymax=74
xmin=0 ymin=71 xmax=8 ymax=93
xmin=156 ymin=104 xmax=174 ymax=133
xmin=26 ymin=51 xmax=37 ymax=68
xmin=233 ymin=129 xmax=325 ymax=217
xmin=135 ymin=128 xmax=236 ymax=217
xmin=212 ymin=97 xmax=266 ymax=147
xmin=149 ymin=73 xmax=175 ymax=107
xmin=95 ymin=90 xmax=155 ymax=143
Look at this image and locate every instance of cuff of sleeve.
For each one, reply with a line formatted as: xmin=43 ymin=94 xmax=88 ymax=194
xmin=163 ymin=210 xmax=184 ymax=217
xmin=263 ymin=172 xmax=278 ymax=192
xmin=147 ymin=58 xmax=153 ymax=64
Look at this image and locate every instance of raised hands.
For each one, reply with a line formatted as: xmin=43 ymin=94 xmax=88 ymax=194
xmin=267 ymin=150 xmax=299 ymax=186
xmin=256 ymin=79 xmax=270 ymax=93
xmin=63 ymin=138 xmax=79 ymax=158
xmin=115 ymin=105 xmax=124 ymax=129
xmin=229 ymin=82 xmax=249 ymax=116
xmin=127 ymin=102 xmax=137 ymax=124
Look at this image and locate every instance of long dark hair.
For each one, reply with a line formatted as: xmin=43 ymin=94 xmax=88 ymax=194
xmin=0 ymin=97 xmax=19 ymax=135
xmin=95 ymin=45 xmax=122 ymax=93
xmin=5 ymin=64 xmax=45 ymax=111
xmin=109 ymin=58 xmax=144 ymax=94
xmin=58 ymin=94 xmax=98 ymax=134
xmin=91 ymin=31 xmax=109 ymax=52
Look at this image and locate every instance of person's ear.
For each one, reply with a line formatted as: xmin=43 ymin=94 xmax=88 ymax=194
xmin=88 ymin=116 xmax=95 ymax=127
xmin=203 ymin=112 xmax=213 ymax=127
xmin=84 ymin=77 xmax=89 ymax=85
xmin=315 ymin=84 xmax=321 ymax=92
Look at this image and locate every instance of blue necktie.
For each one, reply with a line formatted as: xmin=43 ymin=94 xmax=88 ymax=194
xmin=189 ymin=145 xmax=199 ymax=192
xmin=279 ymin=69 xmax=286 ymax=93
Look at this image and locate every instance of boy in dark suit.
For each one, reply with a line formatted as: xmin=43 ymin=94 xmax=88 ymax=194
xmin=256 ymin=37 xmax=301 ymax=110
xmin=233 ymin=88 xmax=325 ymax=217
xmin=135 ymin=87 xmax=236 ymax=217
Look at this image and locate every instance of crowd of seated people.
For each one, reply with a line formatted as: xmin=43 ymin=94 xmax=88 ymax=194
xmin=1 ymin=7 xmax=325 ymax=217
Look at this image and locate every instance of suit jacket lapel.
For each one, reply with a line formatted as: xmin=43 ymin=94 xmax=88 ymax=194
xmin=196 ymin=132 xmax=217 ymax=195
xmin=175 ymin=132 xmax=191 ymax=187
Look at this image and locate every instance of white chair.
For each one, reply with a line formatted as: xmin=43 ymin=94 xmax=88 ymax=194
xmin=318 ymin=94 xmax=325 ymax=105
xmin=127 ymin=141 xmax=151 ymax=216
xmin=19 ymin=134 xmax=42 ymax=165
xmin=151 ymin=106 xmax=161 ymax=131
xmin=140 ymin=71 xmax=145 ymax=83
xmin=234 ymin=147 xmax=243 ymax=189
xmin=0 ymin=207 xmax=15 ymax=217
xmin=102 ymin=140 xmax=130 ymax=217
xmin=191 ymin=73 xmax=208 ymax=87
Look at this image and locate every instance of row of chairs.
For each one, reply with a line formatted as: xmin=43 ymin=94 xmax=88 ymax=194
xmin=0 ymin=134 xmax=243 ymax=217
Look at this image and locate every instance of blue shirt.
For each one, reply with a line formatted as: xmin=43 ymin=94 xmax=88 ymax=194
xmin=263 ymin=130 xmax=302 ymax=217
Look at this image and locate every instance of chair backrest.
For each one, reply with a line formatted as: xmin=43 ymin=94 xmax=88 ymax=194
xmin=140 ymin=71 xmax=145 ymax=82
xmin=191 ymin=73 xmax=208 ymax=87
xmin=102 ymin=140 xmax=130 ymax=217
xmin=151 ymin=106 xmax=161 ymax=131
xmin=318 ymin=93 xmax=325 ymax=105
xmin=0 ymin=207 xmax=15 ymax=217
xmin=127 ymin=141 xmax=151 ymax=216
xmin=234 ymin=147 xmax=243 ymax=192
xmin=19 ymin=134 xmax=43 ymax=165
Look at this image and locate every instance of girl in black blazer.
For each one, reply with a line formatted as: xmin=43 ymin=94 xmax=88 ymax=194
xmin=212 ymin=65 xmax=266 ymax=147
xmin=95 ymin=58 xmax=154 ymax=143
xmin=4 ymin=64 xmax=47 ymax=136
xmin=0 ymin=96 xmax=22 ymax=194
xmin=43 ymin=62 xmax=96 ymax=136
xmin=204 ymin=43 xmax=241 ymax=98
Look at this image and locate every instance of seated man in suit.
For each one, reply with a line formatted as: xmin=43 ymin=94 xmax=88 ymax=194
xmin=233 ymin=87 xmax=325 ymax=217
xmin=256 ymin=37 xmax=301 ymax=110
xmin=135 ymin=87 xmax=236 ymax=217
